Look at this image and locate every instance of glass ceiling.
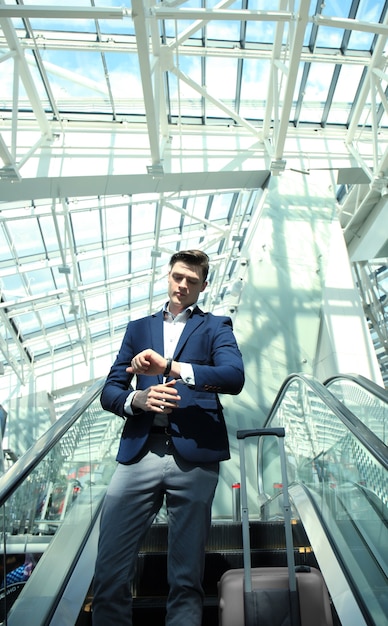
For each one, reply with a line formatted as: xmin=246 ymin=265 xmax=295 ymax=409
xmin=0 ymin=0 xmax=388 ymax=387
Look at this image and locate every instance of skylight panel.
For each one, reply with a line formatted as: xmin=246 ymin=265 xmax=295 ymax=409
xmin=17 ymin=0 xmax=98 ymax=33
xmin=1 ymin=52 xmax=43 ymax=108
xmin=109 ymin=287 xmax=131 ymax=310
xmin=39 ymin=216 xmax=63 ymax=254
xmin=0 ymin=229 xmax=9 ymax=263
xmin=130 ymin=281 xmax=150 ymax=303
xmin=24 ymin=267 xmax=57 ymax=296
xmin=320 ymin=0 xmax=354 ymax=19
xmin=106 ymin=251 xmax=130 ymax=278
xmin=160 ymin=204 xmax=184 ymax=231
xmin=79 ymin=256 xmax=105 ymax=285
xmin=153 ymin=275 xmax=169 ymax=299
xmin=378 ymin=102 xmax=388 ymax=129
xmin=130 ymin=203 xmax=156 ymax=236
xmin=239 ymin=57 xmax=271 ymax=120
xmin=206 ymin=16 xmax=241 ymax=42
xmin=84 ymin=293 xmax=108 ymax=316
xmin=297 ymin=62 xmax=335 ymax=124
xmin=326 ymin=65 xmax=365 ymax=125
xmin=130 ymin=242 xmax=154 ymax=273
xmin=103 ymin=53 xmax=144 ymax=114
xmin=10 ymin=309 xmax=41 ymax=336
xmin=34 ymin=305 xmax=67 ymax=331
xmin=162 ymin=18 xmax=198 ymax=39
xmin=205 ymin=56 xmax=238 ymax=117
xmin=209 ymin=192 xmax=235 ymax=220
xmin=247 ymin=0 xmax=286 ymax=7
xmin=314 ymin=24 xmax=344 ymax=50
xmin=5 ymin=217 xmax=45 ymax=257
xmin=348 ymin=0 xmax=385 ymax=50
xmin=103 ymin=203 xmax=130 ymax=242
xmin=1 ymin=273 xmax=27 ymax=303
xmin=245 ymin=14 xmax=277 ymax=45
xmin=71 ymin=209 xmax=102 ymax=247
xmin=184 ymin=195 xmax=210 ymax=219
xmin=168 ymin=55 xmax=203 ymax=118
xmin=38 ymin=49 xmax=112 ymax=112
xmin=94 ymin=0 xmax=136 ymax=36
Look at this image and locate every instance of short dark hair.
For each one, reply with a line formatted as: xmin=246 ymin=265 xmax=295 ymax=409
xmin=169 ymin=249 xmax=209 ymax=281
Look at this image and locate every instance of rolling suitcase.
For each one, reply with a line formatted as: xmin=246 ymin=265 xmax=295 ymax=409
xmin=218 ymin=427 xmax=333 ymax=626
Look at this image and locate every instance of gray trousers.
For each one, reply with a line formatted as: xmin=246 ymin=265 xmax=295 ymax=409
xmin=92 ymin=433 xmax=219 ymax=626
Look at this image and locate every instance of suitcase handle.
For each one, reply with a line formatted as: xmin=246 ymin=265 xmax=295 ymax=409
xmin=237 ymin=427 xmax=297 ymax=597
xmin=237 ymin=427 xmax=285 ymax=440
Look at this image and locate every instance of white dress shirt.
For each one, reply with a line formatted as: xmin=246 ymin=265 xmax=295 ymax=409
xmin=124 ymin=303 xmax=196 ymax=418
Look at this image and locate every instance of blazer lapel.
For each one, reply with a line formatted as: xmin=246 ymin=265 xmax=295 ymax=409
xmin=173 ymin=307 xmax=204 ymax=360
xmin=150 ymin=310 xmax=165 ymax=357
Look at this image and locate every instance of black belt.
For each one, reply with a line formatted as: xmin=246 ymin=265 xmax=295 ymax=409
xmin=150 ymin=426 xmax=172 ymax=436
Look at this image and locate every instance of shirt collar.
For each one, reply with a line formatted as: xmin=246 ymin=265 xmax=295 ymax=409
xmin=163 ymin=301 xmax=196 ymax=321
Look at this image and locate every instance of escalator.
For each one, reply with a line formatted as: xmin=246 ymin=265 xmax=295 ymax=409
xmin=0 ymin=374 xmax=386 ymax=625
xmin=258 ymin=374 xmax=388 ymax=626
xmin=0 ymin=378 xmax=117 ymax=625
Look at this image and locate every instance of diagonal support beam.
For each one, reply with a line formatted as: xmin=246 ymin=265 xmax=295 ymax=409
xmin=0 ymin=9 xmax=52 ymax=139
xmin=169 ymin=62 xmax=260 ymax=137
xmin=346 ymin=10 xmax=388 ymax=145
xmin=0 ymin=134 xmax=20 ymax=180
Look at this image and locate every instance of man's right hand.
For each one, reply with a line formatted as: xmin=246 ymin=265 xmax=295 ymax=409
xmin=131 ymin=379 xmax=180 ymax=414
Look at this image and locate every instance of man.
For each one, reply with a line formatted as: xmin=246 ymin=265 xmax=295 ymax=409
xmin=92 ymin=249 xmax=244 ymax=626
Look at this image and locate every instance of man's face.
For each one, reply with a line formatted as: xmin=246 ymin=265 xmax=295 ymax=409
xmin=167 ymin=261 xmax=207 ymax=314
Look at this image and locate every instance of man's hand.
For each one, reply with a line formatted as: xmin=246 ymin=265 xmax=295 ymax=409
xmin=131 ymin=380 xmax=180 ymax=414
xmin=127 ymin=349 xmax=167 ymax=376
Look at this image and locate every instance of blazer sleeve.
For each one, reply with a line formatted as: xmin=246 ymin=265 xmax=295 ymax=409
xmin=187 ymin=315 xmax=244 ymax=395
xmin=100 ymin=323 xmax=140 ymax=418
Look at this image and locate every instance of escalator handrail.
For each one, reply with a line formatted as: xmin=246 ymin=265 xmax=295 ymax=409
xmin=263 ymin=373 xmax=388 ymax=471
xmin=0 ymin=377 xmax=105 ymax=507
xmin=324 ymin=373 xmax=388 ymax=404
xmin=6 ymin=493 xmax=105 ymax=626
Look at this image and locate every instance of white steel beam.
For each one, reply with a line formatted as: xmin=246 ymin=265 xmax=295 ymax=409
xmin=0 ymin=5 xmax=125 ymax=20
xmin=272 ymin=0 xmax=310 ymax=163
xmin=154 ymin=8 xmax=294 ymax=22
xmin=262 ymin=0 xmax=290 ymax=148
xmin=132 ymin=0 xmax=162 ymax=166
xmin=0 ymin=33 xmax=373 ymax=67
xmin=0 ymin=170 xmax=270 ymax=202
xmin=312 ymin=14 xmax=388 ymax=37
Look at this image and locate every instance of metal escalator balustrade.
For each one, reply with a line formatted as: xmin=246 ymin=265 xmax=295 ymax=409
xmin=257 ymin=373 xmax=388 ymax=626
xmin=1 ymin=373 xmax=387 ymax=625
xmin=0 ymin=378 xmax=122 ymax=625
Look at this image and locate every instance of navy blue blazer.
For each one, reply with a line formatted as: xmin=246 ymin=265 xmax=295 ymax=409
xmin=100 ymin=306 xmax=244 ymax=464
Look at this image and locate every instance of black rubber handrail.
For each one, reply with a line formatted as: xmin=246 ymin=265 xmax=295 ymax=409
xmin=324 ymin=373 xmax=388 ymax=404
xmin=263 ymin=372 xmax=388 ymax=471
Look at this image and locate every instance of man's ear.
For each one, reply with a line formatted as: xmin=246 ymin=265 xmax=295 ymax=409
xmin=200 ymin=281 xmax=208 ymax=292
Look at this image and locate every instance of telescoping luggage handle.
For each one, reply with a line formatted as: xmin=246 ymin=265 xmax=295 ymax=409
xmin=236 ymin=428 xmax=298 ymax=603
